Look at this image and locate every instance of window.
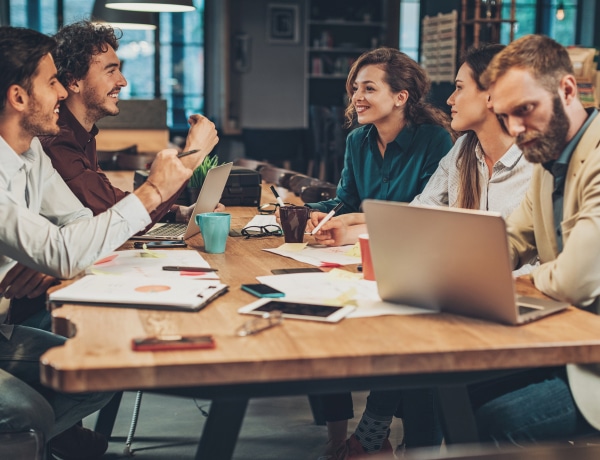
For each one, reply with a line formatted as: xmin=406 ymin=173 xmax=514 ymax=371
xmin=8 ymin=0 xmax=205 ymax=132
xmin=399 ymin=0 xmax=420 ymax=61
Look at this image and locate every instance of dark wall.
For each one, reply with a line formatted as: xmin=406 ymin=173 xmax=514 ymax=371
xmin=420 ymin=0 xmax=462 ymax=113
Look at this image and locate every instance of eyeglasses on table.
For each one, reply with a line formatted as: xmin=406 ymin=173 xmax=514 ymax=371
xmin=241 ymin=224 xmax=283 ymax=239
xmin=236 ymin=310 xmax=283 ymax=336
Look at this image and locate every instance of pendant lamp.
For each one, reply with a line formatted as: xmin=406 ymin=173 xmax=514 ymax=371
xmin=92 ymin=0 xmax=156 ymax=30
xmin=105 ymin=0 xmax=195 ymax=13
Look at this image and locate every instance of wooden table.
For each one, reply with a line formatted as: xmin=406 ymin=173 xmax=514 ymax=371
xmin=40 ymin=177 xmax=600 ymax=459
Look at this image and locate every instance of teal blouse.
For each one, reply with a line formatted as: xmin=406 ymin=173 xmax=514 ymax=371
xmin=306 ymin=123 xmax=453 ymax=214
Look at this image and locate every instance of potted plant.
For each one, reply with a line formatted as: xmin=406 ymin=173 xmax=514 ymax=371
xmin=177 ymin=154 xmax=220 ymax=205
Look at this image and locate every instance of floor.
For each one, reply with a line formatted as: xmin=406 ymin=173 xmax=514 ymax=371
xmin=83 ymin=390 xmax=404 ymax=460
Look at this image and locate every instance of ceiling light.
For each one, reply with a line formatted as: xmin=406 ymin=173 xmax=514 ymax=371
xmin=92 ymin=0 xmax=156 ymax=30
xmin=105 ymin=0 xmax=195 ymax=13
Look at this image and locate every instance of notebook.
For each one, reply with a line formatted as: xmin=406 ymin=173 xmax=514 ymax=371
xmin=132 ymin=162 xmax=233 ymax=240
xmin=362 ymin=200 xmax=569 ymax=325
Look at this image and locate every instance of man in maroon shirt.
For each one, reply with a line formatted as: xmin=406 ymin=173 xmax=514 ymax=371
xmin=4 ymin=21 xmax=219 ymax=328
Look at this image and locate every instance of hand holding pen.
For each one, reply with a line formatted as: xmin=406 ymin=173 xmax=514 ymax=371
xmin=308 ymin=202 xmax=344 ymax=235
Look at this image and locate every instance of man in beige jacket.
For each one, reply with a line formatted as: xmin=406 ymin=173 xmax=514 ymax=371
xmin=470 ymin=34 xmax=600 ymax=444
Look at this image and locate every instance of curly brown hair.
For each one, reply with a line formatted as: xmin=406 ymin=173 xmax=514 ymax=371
xmin=344 ymin=47 xmax=453 ymax=138
xmin=53 ymin=20 xmax=122 ymax=87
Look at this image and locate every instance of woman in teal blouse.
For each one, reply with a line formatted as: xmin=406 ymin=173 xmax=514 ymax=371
xmin=305 ymin=47 xmax=454 ymax=214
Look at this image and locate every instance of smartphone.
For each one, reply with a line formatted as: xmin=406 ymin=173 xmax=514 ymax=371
xmin=131 ymin=335 xmax=215 ymax=351
xmin=241 ymin=283 xmax=285 ymax=298
xmin=238 ymin=298 xmax=355 ymax=323
xmin=133 ymin=241 xmax=187 ymax=249
xmin=271 ymin=268 xmax=323 ymax=275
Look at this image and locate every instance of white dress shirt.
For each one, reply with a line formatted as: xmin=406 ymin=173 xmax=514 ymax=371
xmin=412 ymin=134 xmax=533 ymax=219
xmin=0 ymin=136 xmax=151 ymax=335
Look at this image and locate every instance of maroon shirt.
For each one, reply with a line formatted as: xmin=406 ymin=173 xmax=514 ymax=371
xmin=39 ymin=105 xmax=183 ymax=226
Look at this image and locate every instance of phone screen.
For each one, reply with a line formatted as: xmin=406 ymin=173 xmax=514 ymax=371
xmin=253 ymin=300 xmax=342 ymax=318
xmin=133 ymin=241 xmax=186 ymax=248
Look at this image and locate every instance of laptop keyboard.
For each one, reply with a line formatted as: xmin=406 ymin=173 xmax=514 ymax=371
xmin=145 ymin=223 xmax=187 ymax=237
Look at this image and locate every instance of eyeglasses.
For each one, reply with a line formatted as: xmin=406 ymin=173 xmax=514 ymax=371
xmin=257 ymin=202 xmax=293 ymax=215
xmin=236 ymin=310 xmax=283 ymax=336
xmin=241 ymin=225 xmax=283 ymax=239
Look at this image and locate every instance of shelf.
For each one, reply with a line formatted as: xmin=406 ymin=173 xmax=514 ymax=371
xmin=308 ymin=47 xmax=371 ymax=53
xmin=308 ymin=74 xmax=348 ymax=79
xmin=308 ymin=20 xmax=385 ymax=27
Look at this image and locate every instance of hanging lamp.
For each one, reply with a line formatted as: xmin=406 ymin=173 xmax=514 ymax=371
xmin=105 ymin=0 xmax=195 ymax=13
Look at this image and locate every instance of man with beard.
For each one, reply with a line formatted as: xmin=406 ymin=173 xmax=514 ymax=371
xmin=0 ymin=26 xmax=206 ymax=458
xmin=1 ymin=20 xmax=219 ymax=329
xmin=468 ymin=34 xmax=600 ymax=445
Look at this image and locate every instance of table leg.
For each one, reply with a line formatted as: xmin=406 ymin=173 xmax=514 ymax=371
xmin=195 ymin=398 xmax=249 ymax=460
xmin=436 ymin=385 xmax=479 ymax=444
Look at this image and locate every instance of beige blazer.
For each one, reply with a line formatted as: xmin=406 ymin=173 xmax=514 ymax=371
xmin=506 ymin=113 xmax=600 ymax=430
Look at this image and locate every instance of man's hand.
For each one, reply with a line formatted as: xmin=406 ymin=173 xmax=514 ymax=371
xmin=180 ymin=114 xmax=219 ymax=170
xmin=135 ymin=149 xmax=193 ymax=213
xmin=175 ymin=203 xmax=226 ymax=222
xmin=0 ymin=263 xmax=57 ymax=299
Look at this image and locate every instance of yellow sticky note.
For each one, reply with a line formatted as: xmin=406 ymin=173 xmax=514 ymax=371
xmin=139 ymin=246 xmax=166 ymax=258
xmin=344 ymin=241 xmax=361 ymax=258
xmin=278 ymin=242 xmax=308 ymax=252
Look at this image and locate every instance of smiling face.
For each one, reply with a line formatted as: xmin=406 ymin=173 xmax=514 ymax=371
xmin=351 ymin=64 xmax=402 ymax=127
xmin=490 ymin=67 xmax=569 ymax=163
xmin=447 ymin=63 xmax=490 ymax=133
xmin=20 ymin=53 xmax=67 ymax=137
xmin=77 ymin=44 xmax=127 ymax=123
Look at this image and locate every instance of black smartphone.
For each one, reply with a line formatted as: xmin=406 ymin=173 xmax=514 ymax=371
xmin=133 ymin=241 xmax=187 ymax=249
xmin=271 ymin=268 xmax=323 ymax=275
xmin=132 ymin=335 xmax=215 ymax=351
xmin=241 ymin=283 xmax=285 ymax=298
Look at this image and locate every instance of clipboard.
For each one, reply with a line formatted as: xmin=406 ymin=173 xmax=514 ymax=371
xmin=48 ymin=275 xmax=228 ymax=312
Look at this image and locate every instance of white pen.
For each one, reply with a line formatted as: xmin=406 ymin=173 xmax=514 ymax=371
xmin=270 ymin=185 xmax=286 ymax=207
xmin=310 ymin=202 xmax=344 ymax=235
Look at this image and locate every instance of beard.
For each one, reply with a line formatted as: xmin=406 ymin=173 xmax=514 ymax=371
xmin=82 ymin=87 xmax=120 ymax=123
xmin=20 ymin=94 xmax=60 ymax=137
xmin=516 ymin=96 xmax=569 ymax=164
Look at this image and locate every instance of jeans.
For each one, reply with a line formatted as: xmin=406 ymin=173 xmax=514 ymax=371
xmin=0 ymin=326 xmax=113 ymax=440
xmin=472 ymin=367 xmax=597 ymax=446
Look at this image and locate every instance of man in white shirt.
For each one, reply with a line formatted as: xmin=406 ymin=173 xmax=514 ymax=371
xmin=0 ymin=26 xmax=212 ymax=459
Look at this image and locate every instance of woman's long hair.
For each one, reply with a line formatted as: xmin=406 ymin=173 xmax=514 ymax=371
xmin=344 ymin=47 xmax=453 ymax=138
xmin=455 ymin=43 xmax=506 ymax=209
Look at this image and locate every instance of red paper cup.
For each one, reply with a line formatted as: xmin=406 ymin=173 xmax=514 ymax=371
xmin=358 ymin=233 xmax=375 ymax=281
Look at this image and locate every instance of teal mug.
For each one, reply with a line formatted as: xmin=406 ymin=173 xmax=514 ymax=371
xmin=195 ymin=212 xmax=231 ymax=253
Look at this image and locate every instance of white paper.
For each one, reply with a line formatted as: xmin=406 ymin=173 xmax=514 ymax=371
xmin=86 ymin=249 xmax=219 ymax=280
xmin=256 ymin=272 xmax=434 ymax=318
xmin=264 ymin=244 xmax=361 ymax=267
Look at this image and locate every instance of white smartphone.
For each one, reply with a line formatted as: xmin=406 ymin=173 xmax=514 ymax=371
xmin=238 ymin=298 xmax=355 ymax=323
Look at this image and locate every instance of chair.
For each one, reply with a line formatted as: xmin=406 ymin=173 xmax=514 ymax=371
xmin=97 ymin=144 xmax=138 ymax=171
xmin=0 ymin=430 xmax=45 ymax=460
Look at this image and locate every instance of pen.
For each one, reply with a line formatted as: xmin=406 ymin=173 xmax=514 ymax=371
xmin=310 ymin=202 xmax=344 ymax=236
xmin=177 ymin=149 xmax=200 ymax=159
xmin=270 ymin=185 xmax=286 ymax=207
xmin=162 ymin=266 xmax=218 ymax=272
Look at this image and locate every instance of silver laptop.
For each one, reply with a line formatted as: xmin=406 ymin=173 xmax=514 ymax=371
xmin=132 ymin=162 xmax=233 ymax=241
xmin=363 ymin=200 xmax=568 ymax=325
